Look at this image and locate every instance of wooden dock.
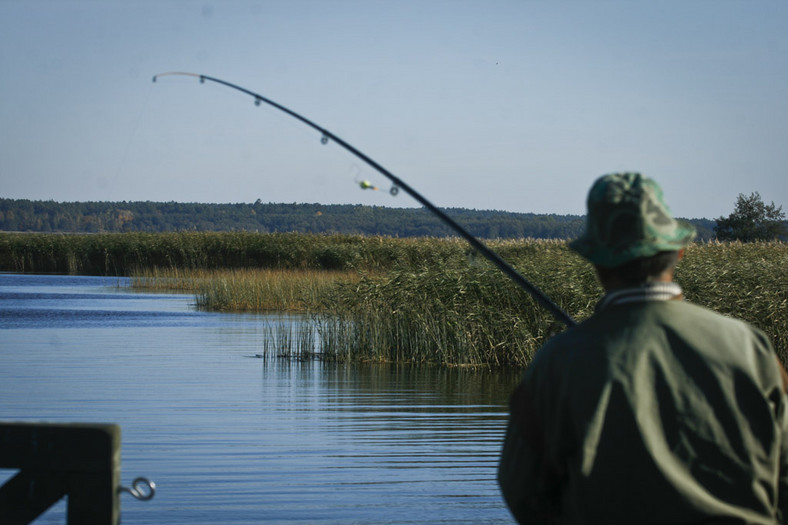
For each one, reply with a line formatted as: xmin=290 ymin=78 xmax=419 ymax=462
xmin=0 ymin=422 xmax=121 ymax=524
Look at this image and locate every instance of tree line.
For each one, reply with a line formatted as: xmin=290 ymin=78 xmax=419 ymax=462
xmin=713 ymin=192 xmax=787 ymax=242
xmin=0 ymin=197 xmax=721 ymax=240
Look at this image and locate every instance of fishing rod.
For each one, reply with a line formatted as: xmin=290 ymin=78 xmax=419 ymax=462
xmin=152 ymin=72 xmax=576 ymax=328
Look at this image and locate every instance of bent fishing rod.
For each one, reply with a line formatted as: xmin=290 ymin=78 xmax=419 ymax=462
xmin=152 ymin=72 xmax=576 ymax=328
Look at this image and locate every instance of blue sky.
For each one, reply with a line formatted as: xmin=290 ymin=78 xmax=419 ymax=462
xmin=1 ymin=1 xmax=786 ymax=219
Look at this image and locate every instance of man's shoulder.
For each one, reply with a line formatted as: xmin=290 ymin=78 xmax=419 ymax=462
xmin=528 ymin=319 xmax=605 ymax=370
xmin=591 ymin=298 xmax=755 ymax=332
xmin=653 ymin=300 xmax=766 ymax=338
xmin=537 ymin=300 xmax=768 ymax=359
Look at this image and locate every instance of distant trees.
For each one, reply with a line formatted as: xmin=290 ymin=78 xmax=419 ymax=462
xmin=0 ymin=198 xmax=587 ymax=239
xmin=714 ymin=192 xmax=787 ymax=242
xmin=0 ymin=198 xmax=719 ymax=241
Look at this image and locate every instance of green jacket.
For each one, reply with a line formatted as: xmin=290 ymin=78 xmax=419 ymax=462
xmin=498 ymin=290 xmax=788 ymax=524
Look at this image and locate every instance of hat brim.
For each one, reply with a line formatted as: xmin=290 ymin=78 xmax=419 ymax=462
xmin=569 ymin=222 xmax=696 ymax=268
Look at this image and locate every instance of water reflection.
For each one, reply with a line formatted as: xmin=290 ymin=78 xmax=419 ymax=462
xmin=0 ymin=274 xmax=520 ymax=524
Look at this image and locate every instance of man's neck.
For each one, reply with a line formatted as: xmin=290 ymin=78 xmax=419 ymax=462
xmin=599 ymin=272 xmax=675 ymax=293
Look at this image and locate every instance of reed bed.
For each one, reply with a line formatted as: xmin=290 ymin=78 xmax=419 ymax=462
xmin=132 ymin=267 xmax=360 ymax=312
xmin=316 ymin=242 xmax=600 ymax=367
xmin=0 ymin=231 xmax=471 ymax=275
xmin=194 ymin=268 xmax=360 ymax=313
xmin=256 ymin=319 xmax=319 ymax=360
xmin=289 ymin=240 xmax=788 ymax=368
xmin=4 ymin=231 xmax=785 ymax=367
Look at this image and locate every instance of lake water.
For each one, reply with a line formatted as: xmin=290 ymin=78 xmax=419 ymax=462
xmin=0 ymin=273 xmax=521 ymax=524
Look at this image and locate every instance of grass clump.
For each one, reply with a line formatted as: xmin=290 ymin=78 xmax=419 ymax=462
xmin=194 ymin=268 xmax=359 ymax=313
xmin=132 ymin=267 xmax=360 ymax=313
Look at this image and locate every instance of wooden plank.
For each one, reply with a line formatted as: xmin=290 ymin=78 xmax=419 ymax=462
xmin=67 ymin=471 xmax=118 ymax=524
xmin=0 ymin=422 xmax=120 ymax=472
xmin=0 ymin=470 xmax=67 ymax=525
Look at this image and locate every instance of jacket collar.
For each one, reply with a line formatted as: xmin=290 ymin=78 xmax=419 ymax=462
xmin=597 ymin=282 xmax=684 ymax=311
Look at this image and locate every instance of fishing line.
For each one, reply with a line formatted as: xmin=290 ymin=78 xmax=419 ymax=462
xmin=152 ymin=72 xmax=576 ymax=328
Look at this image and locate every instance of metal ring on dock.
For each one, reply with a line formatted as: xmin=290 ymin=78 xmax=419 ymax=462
xmin=119 ymin=477 xmax=157 ymax=501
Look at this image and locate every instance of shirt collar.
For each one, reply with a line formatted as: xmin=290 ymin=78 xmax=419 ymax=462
xmin=597 ymin=282 xmax=684 ymax=311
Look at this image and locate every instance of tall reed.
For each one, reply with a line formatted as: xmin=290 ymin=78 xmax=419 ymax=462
xmin=257 ymin=319 xmax=319 ymax=360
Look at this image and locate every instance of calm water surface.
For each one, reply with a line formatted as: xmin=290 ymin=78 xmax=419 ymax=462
xmin=0 ymin=273 xmax=520 ymax=524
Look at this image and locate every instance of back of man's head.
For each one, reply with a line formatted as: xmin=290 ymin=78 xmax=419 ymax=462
xmin=595 ymin=250 xmax=680 ymax=288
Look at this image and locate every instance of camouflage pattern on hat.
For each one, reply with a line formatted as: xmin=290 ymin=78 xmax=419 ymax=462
xmin=569 ymin=173 xmax=696 ymax=268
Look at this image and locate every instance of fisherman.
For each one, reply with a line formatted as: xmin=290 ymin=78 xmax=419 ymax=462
xmin=498 ymin=172 xmax=788 ymax=524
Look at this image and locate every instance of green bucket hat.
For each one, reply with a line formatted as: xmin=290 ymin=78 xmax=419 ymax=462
xmin=569 ymin=172 xmax=696 ymax=268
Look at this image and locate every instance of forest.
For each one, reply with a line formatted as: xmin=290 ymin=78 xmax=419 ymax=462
xmin=0 ymin=198 xmax=717 ymax=240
